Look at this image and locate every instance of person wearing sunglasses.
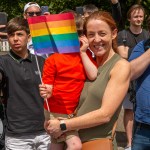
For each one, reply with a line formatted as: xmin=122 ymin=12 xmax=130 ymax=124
xmin=23 ymin=2 xmax=50 ymax=18
xmin=24 ymin=2 xmax=41 ymax=18
xmin=23 ymin=2 xmax=50 ymax=57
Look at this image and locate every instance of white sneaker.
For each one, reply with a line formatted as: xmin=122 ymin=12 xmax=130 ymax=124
xmin=124 ymin=146 xmax=131 ymax=150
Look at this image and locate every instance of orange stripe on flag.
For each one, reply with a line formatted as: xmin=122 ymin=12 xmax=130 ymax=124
xmin=30 ymin=26 xmax=77 ymax=37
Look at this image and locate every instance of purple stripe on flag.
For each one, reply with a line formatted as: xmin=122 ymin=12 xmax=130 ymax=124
xmin=57 ymin=46 xmax=80 ymax=53
xmin=35 ymin=46 xmax=80 ymax=54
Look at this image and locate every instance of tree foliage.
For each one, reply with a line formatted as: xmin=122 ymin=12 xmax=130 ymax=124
xmin=0 ymin=0 xmax=149 ymax=28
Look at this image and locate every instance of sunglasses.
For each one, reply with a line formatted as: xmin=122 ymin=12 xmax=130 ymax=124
xmin=26 ymin=11 xmax=41 ymax=17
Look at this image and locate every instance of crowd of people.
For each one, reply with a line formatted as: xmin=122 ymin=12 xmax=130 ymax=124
xmin=117 ymin=4 xmax=149 ymax=150
xmin=0 ymin=0 xmax=150 ymax=150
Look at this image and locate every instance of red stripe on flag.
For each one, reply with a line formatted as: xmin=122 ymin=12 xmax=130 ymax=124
xmin=27 ymin=16 xmax=46 ymax=24
xmin=46 ymin=13 xmax=74 ymax=22
xmin=27 ymin=13 xmax=74 ymax=25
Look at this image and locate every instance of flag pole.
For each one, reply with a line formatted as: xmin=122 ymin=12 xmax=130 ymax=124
xmin=34 ymin=51 xmax=50 ymax=112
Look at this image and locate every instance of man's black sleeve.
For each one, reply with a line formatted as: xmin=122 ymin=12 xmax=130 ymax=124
xmin=111 ymin=2 xmax=124 ymax=30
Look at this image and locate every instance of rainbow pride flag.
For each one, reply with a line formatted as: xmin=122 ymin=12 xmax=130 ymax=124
xmin=27 ymin=13 xmax=80 ymax=54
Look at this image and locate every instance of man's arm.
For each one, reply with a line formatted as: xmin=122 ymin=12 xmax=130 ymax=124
xmin=111 ymin=0 xmax=122 ymax=26
xmin=117 ymin=30 xmax=129 ymax=59
xmin=130 ymin=48 xmax=150 ymax=80
xmin=129 ymin=41 xmax=150 ymax=80
xmin=117 ymin=45 xmax=129 ymax=59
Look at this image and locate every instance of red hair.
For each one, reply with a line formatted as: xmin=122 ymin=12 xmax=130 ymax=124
xmin=83 ymin=11 xmax=118 ymax=52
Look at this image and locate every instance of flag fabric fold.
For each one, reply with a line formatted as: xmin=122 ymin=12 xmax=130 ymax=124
xmin=27 ymin=13 xmax=80 ymax=54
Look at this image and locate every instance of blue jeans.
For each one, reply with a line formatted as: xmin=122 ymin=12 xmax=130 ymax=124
xmin=132 ymin=122 xmax=150 ymax=150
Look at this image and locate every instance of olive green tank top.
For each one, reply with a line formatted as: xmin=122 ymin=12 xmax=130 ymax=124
xmin=77 ymin=53 xmax=122 ymax=143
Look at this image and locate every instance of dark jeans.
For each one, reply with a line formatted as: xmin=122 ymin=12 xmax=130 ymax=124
xmin=132 ymin=121 xmax=150 ymax=150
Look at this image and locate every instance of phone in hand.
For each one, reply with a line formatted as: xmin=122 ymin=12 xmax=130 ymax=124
xmin=41 ymin=6 xmax=49 ymax=15
xmin=76 ymin=6 xmax=84 ymax=15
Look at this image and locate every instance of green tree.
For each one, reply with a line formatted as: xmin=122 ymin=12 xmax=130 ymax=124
xmin=0 ymin=0 xmax=149 ymax=28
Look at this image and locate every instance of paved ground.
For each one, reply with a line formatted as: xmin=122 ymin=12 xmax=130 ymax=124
xmin=116 ymin=107 xmax=127 ymax=150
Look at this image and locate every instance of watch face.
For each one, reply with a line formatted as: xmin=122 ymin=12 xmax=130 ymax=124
xmin=60 ymin=123 xmax=67 ymax=131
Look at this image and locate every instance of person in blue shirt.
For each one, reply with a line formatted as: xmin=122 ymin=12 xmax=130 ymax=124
xmin=129 ymin=39 xmax=150 ymax=150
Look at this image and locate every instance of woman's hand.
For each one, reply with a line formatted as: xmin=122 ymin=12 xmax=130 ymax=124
xmin=39 ymin=83 xmax=53 ymax=99
xmin=80 ymin=35 xmax=89 ymax=54
xmin=46 ymin=119 xmax=63 ymax=138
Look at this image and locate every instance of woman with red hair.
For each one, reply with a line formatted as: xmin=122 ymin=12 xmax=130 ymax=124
xmin=44 ymin=11 xmax=130 ymax=149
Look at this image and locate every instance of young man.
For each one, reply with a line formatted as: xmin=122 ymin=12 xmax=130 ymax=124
xmin=117 ymin=4 xmax=149 ymax=150
xmin=117 ymin=4 xmax=149 ymax=59
xmin=0 ymin=17 xmax=50 ymax=150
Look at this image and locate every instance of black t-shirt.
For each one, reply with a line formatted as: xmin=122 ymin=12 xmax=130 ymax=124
xmin=0 ymin=50 xmax=45 ymax=135
xmin=117 ymin=29 xmax=149 ymax=58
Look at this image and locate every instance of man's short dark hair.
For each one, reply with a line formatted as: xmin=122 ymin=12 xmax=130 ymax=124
xmin=83 ymin=4 xmax=98 ymax=15
xmin=6 ymin=17 xmax=30 ymax=35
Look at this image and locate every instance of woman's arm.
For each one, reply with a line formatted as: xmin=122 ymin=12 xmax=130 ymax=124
xmin=80 ymin=35 xmax=98 ymax=80
xmin=47 ymin=59 xmax=130 ymax=135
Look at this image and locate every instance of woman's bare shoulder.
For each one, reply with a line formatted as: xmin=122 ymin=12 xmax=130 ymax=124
xmin=111 ymin=58 xmax=131 ymax=77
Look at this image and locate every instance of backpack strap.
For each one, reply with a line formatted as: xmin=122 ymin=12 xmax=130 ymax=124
xmin=111 ymin=120 xmax=117 ymax=140
xmin=122 ymin=29 xmax=127 ymax=46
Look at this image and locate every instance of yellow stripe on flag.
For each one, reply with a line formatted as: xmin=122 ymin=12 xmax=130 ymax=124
xmin=31 ymin=26 xmax=77 ymax=37
xmin=30 ymin=28 xmax=49 ymax=37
